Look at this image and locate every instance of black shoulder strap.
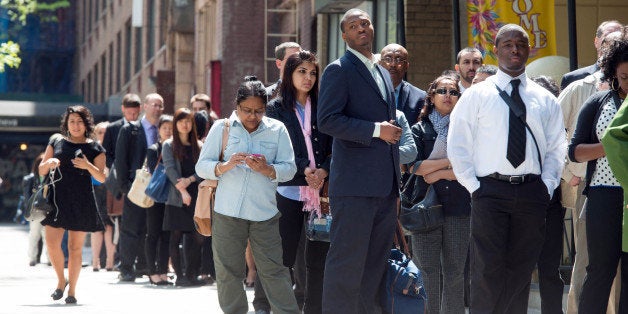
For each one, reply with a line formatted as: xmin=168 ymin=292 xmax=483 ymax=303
xmin=495 ymin=84 xmax=543 ymax=171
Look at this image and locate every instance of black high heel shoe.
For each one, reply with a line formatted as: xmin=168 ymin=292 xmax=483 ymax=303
xmin=51 ymin=281 xmax=68 ymax=300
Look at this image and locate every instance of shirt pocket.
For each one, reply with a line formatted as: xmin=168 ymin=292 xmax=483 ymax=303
xmin=258 ymin=141 xmax=278 ymax=162
xmin=223 ymin=137 xmax=243 ymax=160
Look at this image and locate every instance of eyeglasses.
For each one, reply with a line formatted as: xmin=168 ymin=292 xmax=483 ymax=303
xmin=434 ymin=88 xmax=460 ymax=97
xmin=381 ymin=57 xmax=407 ymax=65
xmin=238 ymin=107 xmax=265 ymax=117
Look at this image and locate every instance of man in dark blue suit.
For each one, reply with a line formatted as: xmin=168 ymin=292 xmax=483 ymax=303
xmin=379 ymin=43 xmax=426 ymax=125
xmin=317 ymin=8 xmax=402 ymax=314
xmin=115 ymin=93 xmax=163 ymax=281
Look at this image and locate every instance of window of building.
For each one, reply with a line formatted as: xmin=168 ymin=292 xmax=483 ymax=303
xmin=87 ymin=72 xmax=92 ymax=103
xmin=264 ymin=0 xmax=298 ymax=85
xmin=94 ymin=63 xmax=98 ymax=103
xmin=159 ymin=0 xmax=167 ymax=47
xmin=134 ymin=27 xmax=142 ymax=74
xmin=125 ymin=22 xmax=132 ymax=84
xmin=101 ymin=54 xmax=106 ymax=102
xmin=116 ymin=32 xmax=121 ymax=91
xmin=146 ymin=0 xmax=155 ymax=61
xmin=325 ymin=0 xmax=402 ymax=63
xmin=109 ymin=43 xmax=113 ymax=95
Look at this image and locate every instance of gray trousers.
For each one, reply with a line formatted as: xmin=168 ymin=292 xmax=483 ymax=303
xmin=212 ymin=211 xmax=299 ymax=314
xmin=411 ymin=215 xmax=470 ymax=314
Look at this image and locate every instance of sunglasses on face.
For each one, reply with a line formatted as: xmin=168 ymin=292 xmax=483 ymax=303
xmin=434 ymin=88 xmax=460 ymax=97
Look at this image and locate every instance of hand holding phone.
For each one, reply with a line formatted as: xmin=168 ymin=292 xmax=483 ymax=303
xmin=75 ymin=149 xmax=85 ymax=158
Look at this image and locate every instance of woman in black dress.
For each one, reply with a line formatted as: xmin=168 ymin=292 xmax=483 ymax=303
xmin=39 ymin=105 xmax=106 ymax=304
xmin=162 ymin=108 xmax=204 ymax=286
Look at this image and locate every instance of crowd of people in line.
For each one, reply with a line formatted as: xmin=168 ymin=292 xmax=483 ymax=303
xmin=21 ymin=8 xmax=628 ymax=314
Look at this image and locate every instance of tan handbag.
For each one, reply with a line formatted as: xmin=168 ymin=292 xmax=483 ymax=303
xmin=194 ymin=119 xmax=230 ymax=236
xmin=128 ymin=155 xmax=161 ymax=208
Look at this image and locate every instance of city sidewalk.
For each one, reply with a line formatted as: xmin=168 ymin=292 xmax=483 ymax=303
xmin=0 ymin=223 xmax=254 ymax=314
xmin=0 ymin=222 xmax=566 ymax=313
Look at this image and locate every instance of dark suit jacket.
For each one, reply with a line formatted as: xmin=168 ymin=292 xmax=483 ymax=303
xmin=103 ymin=118 xmax=125 ymax=168
xmin=266 ymin=98 xmax=333 ymax=187
xmin=561 ymin=64 xmax=598 ymax=90
xmin=397 ymin=80 xmax=426 ymax=125
xmin=317 ymin=50 xmax=400 ymax=197
xmin=114 ymin=120 xmax=148 ymax=193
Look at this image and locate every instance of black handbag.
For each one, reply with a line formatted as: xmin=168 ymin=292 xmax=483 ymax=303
xmin=399 ymin=183 xmax=445 ymax=233
xmin=24 ymin=169 xmax=59 ymax=222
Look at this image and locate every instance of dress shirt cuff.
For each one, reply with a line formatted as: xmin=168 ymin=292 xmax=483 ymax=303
xmin=372 ymin=122 xmax=381 ymax=138
xmin=463 ymin=178 xmax=481 ymax=195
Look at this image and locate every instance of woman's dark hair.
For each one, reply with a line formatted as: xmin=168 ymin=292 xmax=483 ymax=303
xmin=279 ymin=50 xmax=319 ymax=111
xmin=31 ymin=153 xmax=45 ymax=174
xmin=194 ymin=110 xmax=209 ymax=140
xmin=172 ymin=108 xmax=200 ymax=161
xmin=531 ymin=75 xmax=560 ymax=97
xmin=236 ymin=75 xmax=268 ymax=106
xmin=418 ymin=74 xmax=460 ymax=120
xmin=600 ymin=38 xmax=628 ymax=91
xmin=60 ymin=105 xmax=95 ymax=139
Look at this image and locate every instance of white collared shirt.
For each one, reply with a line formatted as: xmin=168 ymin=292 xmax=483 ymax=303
xmin=447 ymin=70 xmax=566 ymax=195
xmin=347 ymin=47 xmax=386 ymax=99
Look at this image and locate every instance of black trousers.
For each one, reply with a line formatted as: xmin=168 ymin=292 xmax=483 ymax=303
xmin=322 ymin=193 xmax=397 ymax=314
xmin=470 ymin=176 xmax=549 ymax=314
xmin=578 ymin=186 xmax=625 ymax=313
xmin=119 ymin=196 xmax=147 ymax=275
xmin=145 ymin=202 xmax=170 ymax=275
xmin=304 ymin=239 xmax=330 ymax=314
xmin=253 ymin=192 xmax=306 ymax=311
xmin=537 ymin=188 xmax=565 ymax=314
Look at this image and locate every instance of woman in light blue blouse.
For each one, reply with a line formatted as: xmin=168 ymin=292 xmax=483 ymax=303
xmin=196 ymin=76 xmax=299 ymax=314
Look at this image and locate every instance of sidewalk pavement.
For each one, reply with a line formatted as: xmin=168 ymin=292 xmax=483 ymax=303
xmin=0 ymin=223 xmax=254 ymax=314
xmin=0 ymin=222 xmax=566 ymax=313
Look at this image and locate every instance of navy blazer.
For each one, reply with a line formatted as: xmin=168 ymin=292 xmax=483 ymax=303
xmin=114 ymin=120 xmax=148 ymax=193
xmin=561 ymin=64 xmax=598 ymax=90
xmin=397 ymin=80 xmax=426 ymax=125
xmin=266 ymin=98 xmax=332 ymax=187
xmin=317 ymin=50 xmax=400 ymax=197
xmin=102 ymin=118 xmax=124 ymax=168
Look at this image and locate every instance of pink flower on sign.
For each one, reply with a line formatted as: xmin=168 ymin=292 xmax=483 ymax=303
xmin=468 ymin=0 xmax=503 ymax=61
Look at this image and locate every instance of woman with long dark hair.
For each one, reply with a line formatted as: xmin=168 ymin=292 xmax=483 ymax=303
xmin=265 ymin=50 xmax=333 ymax=314
xmin=162 ymin=108 xmax=204 ymax=286
xmin=39 ymin=105 xmax=106 ymax=304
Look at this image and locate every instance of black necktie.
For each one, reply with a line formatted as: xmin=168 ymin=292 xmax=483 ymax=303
xmin=507 ymin=79 xmax=526 ymax=168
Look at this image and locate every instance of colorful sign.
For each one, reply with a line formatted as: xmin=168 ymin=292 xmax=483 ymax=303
xmin=467 ymin=0 xmax=556 ymax=64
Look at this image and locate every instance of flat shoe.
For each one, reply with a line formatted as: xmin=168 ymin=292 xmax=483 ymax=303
xmin=65 ymin=296 xmax=77 ymax=304
xmin=51 ymin=281 xmax=68 ymax=300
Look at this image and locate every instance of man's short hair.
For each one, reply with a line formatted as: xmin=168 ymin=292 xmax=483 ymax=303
xmin=494 ymin=24 xmax=529 ymax=47
xmin=122 ymin=93 xmax=141 ymax=108
xmin=476 ymin=64 xmax=498 ymax=76
xmin=275 ymin=42 xmax=301 ymax=61
xmin=144 ymin=93 xmax=163 ymax=104
xmin=340 ymin=8 xmax=370 ymax=33
xmin=456 ymin=47 xmax=483 ymax=64
xmin=596 ymin=20 xmax=621 ymax=38
xmin=190 ymin=93 xmax=211 ymax=109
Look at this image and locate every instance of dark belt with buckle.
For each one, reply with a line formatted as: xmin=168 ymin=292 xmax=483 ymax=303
xmin=486 ymin=173 xmax=539 ymax=184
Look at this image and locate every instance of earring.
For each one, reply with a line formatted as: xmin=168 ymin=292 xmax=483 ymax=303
xmin=611 ymin=78 xmax=619 ymax=91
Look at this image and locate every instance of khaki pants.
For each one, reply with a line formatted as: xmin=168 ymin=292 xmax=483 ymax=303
xmin=212 ymin=211 xmax=299 ymax=314
xmin=565 ymin=181 xmax=621 ymax=314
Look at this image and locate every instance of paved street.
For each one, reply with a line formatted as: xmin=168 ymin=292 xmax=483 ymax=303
xmin=0 ymin=223 xmax=254 ymax=314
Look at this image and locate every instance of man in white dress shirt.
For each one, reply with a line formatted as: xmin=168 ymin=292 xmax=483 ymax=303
xmin=447 ymin=24 xmax=566 ymax=313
